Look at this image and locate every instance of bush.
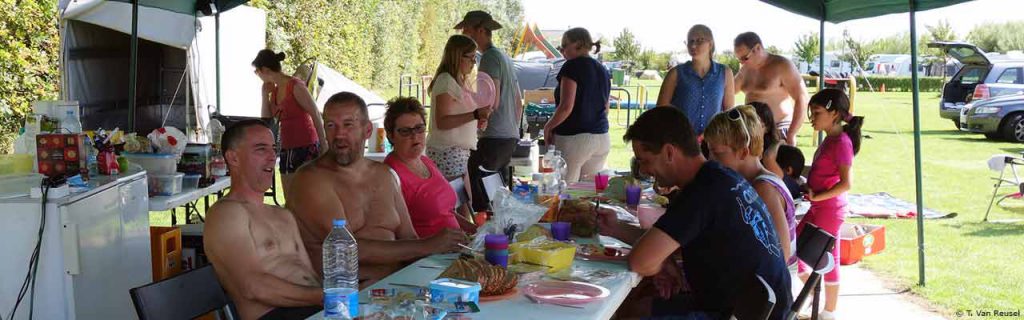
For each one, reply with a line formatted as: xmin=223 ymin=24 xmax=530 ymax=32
xmin=0 ymin=0 xmax=60 ymax=153
xmin=802 ymin=75 xmax=945 ymax=92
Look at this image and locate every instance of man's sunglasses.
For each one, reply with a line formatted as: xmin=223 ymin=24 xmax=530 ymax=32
xmin=739 ymin=45 xmax=759 ymax=62
xmin=394 ymin=124 xmax=426 ymax=137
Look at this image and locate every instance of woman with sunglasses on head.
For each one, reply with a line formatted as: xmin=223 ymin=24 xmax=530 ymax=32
xmin=384 ymin=97 xmax=477 ymax=238
xmin=253 ymin=49 xmax=328 ymax=198
xmin=426 ymin=35 xmax=494 ymax=181
xmin=543 ymin=27 xmax=612 ymax=183
xmin=704 ymin=105 xmax=796 ymax=268
xmin=795 ymin=88 xmax=864 ymax=320
xmin=656 ymin=25 xmax=735 ymax=136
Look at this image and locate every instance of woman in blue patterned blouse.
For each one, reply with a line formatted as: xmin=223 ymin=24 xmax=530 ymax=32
xmin=656 ymin=24 xmax=735 ymax=136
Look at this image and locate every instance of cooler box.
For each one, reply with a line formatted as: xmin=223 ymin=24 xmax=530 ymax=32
xmin=150 ymin=226 xmax=183 ymax=281
xmin=839 ymin=223 xmax=885 ymax=265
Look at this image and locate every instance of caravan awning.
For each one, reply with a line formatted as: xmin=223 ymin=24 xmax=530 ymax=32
xmin=761 ymin=0 xmax=971 ymax=24
xmin=60 ymin=0 xmax=250 ymax=49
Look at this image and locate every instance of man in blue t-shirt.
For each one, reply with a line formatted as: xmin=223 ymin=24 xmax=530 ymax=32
xmin=600 ymin=107 xmax=792 ymax=320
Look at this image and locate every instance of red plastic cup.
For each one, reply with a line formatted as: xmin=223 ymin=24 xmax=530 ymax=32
xmin=595 ymin=173 xmax=610 ymax=192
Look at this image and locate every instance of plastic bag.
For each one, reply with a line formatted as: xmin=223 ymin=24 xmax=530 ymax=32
xmin=470 ymin=189 xmax=548 ymax=250
xmin=147 ymin=127 xmax=187 ymax=158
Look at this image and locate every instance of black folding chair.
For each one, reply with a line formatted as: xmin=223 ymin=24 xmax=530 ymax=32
xmin=731 ymin=274 xmax=776 ymax=320
xmin=129 ymin=265 xmax=235 ymax=320
xmin=787 ymin=223 xmax=837 ymax=320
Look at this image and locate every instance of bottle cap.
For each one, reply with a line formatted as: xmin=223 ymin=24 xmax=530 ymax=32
xmin=333 ymin=219 xmax=346 ymax=227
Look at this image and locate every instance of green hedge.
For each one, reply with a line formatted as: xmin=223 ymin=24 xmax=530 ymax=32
xmin=802 ymin=75 xmax=945 ymax=92
xmin=0 ymin=0 xmax=59 ymax=153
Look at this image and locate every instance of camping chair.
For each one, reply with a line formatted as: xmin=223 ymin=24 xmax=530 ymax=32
xmin=984 ymin=154 xmax=1024 ymax=221
xmin=787 ymin=223 xmax=837 ymax=320
xmin=129 ymin=265 xmax=235 ymax=320
xmin=730 ymin=274 xmax=776 ymax=320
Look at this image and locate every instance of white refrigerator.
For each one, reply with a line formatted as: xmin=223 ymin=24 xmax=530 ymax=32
xmin=0 ymin=170 xmax=151 ymax=320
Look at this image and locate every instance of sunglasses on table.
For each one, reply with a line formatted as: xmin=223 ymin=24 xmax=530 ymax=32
xmin=394 ymin=124 xmax=426 ymax=137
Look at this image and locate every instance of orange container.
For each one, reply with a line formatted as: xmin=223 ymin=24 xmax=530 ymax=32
xmin=150 ymin=226 xmax=183 ymax=281
xmin=839 ymin=224 xmax=886 ymax=265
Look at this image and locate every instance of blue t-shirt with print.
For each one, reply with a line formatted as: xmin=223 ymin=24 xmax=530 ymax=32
xmin=653 ymin=161 xmax=793 ymax=320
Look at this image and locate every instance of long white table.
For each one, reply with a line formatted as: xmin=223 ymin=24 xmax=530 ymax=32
xmin=149 ymin=176 xmax=231 ymax=224
xmin=307 ymin=236 xmax=641 ymax=320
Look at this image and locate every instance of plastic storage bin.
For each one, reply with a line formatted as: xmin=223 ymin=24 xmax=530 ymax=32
xmin=429 ymin=278 xmax=481 ymax=305
xmin=149 ymin=226 xmax=182 ymax=281
xmin=148 ymin=172 xmax=184 ymax=196
xmin=0 ymin=173 xmax=45 ymax=199
xmin=123 ymin=153 xmax=177 ymax=175
xmin=0 ymin=154 xmax=34 ymax=175
xmin=182 ymin=174 xmax=201 ymax=190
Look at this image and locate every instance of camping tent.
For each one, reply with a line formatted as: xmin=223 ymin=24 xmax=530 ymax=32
xmin=514 ymin=59 xmax=565 ymax=91
xmin=59 ymin=1 xmax=265 ymax=142
xmin=762 ymin=0 xmax=974 ymax=286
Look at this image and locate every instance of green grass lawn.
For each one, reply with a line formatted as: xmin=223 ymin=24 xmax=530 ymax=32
xmin=153 ymin=88 xmax=1022 ymax=318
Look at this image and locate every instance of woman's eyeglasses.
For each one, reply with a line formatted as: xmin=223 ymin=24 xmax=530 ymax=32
xmin=395 ymin=124 xmax=426 ymax=137
xmin=686 ymin=38 xmax=708 ymax=47
xmin=727 ymin=108 xmax=752 ymax=148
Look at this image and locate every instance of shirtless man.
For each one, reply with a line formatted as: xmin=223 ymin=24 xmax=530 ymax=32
xmin=733 ymin=32 xmax=809 ymax=145
xmin=289 ymin=92 xmax=466 ymax=286
xmin=205 ymin=120 xmax=322 ymax=320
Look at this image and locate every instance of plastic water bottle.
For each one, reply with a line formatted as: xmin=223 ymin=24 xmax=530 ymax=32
xmin=62 ymin=109 xmax=82 ymax=133
xmin=323 ymin=219 xmax=359 ymax=319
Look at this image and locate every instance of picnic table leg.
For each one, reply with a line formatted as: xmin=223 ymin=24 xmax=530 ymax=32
xmin=171 ymin=207 xmax=177 ymax=226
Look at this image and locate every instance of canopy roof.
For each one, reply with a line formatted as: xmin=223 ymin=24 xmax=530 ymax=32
xmin=761 ymin=0 xmax=972 ymax=23
xmin=60 ymin=0 xmax=250 ymax=49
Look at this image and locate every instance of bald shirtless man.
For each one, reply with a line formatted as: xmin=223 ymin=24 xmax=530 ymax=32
xmin=734 ymin=32 xmax=809 ymax=145
xmin=205 ymin=120 xmax=322 ymax=320
xmin=289 ymin=92 xmax=466 ymax=286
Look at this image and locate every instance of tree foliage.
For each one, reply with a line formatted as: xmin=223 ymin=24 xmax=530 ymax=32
xmin=715 ymin=51 xmax=740 ymax=75
xmin=793 ymin=32 xmax=820 ymax=68
xmin=840 ymin=29 xmax=875 ymax=71
xmin=611 ymin=28 xmax=641 ymax=69
xmin=967 ymin=21 xmax=1024 ymax=53
xmin=0 ymin=0 xmax=59 ymax=152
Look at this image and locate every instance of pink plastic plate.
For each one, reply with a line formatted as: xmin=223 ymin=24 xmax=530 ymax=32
xmin=470 ymin=72 xmax=496 ymax=108
xmin=522 ymin=281 xmax=610 ymax=305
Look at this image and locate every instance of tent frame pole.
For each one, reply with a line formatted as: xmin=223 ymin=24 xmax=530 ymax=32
xmin=909 ymin=0 xmax=926 ymax=287
xmin=216 ymin=10 xmax=221 ymax=114
xmin=128 ymin=0 xmax=138 ymax=131
xmin=817 ymin=6 xmax=825 ymax=144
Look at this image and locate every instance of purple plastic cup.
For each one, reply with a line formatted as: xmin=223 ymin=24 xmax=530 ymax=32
xmin=626 ymin=185 xmax=642 ymax=208
xmin=551 ymin=222 xmax=571 ymax=241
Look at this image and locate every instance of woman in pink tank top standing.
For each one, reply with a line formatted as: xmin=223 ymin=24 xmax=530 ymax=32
xmin=253 ymin=49 xmax=327 ymax=197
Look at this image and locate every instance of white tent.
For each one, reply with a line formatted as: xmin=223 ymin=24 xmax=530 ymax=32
xmin=309 ymin=62 xmax=388 ymax=122
xmin=59 ymin=1 xmax=265 ymax=142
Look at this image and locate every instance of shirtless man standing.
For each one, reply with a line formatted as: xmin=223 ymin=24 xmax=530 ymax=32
xmin=289 ymin=92 xmax=466 ymax=286
xmin=734 ymin=32 xmax=809 ymax=145
xmin=205 ymin=120 xmax=322 ymax=320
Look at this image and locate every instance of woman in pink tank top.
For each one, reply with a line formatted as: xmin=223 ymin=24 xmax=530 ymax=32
xmin=382 ymin=97 xmax=477 ymax=237
xmin=253 ymin=49 xmax=327 ymax=197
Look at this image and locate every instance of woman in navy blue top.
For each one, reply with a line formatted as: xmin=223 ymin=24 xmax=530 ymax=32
xmin=543 ymin=27 xmax=612 ymax=183
xmin=656 ymin=24 xmax=735 ymax=135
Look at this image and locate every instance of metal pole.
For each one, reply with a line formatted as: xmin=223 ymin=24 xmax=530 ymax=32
xmin=909 ymin=0 xmax=927 ymax=287
xmin=216 ymin=12 xmax=221 ymax=114
xmin=818 ymin=14 xmax=825 ymax=144
xmin=128 ymin=0 xmax=138 ymax=131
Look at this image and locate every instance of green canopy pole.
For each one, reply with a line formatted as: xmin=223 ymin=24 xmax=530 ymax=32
xmin=909 ymin=0 xmax=926 ymax=287
xmin=216 ymin=10 xmax=221 ymax=114
xmin=128 ymin=0 xmax=138 ymax=132
xmin=817 ymin=6 xmax=825 ymax=144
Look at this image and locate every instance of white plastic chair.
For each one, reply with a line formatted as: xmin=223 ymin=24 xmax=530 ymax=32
xmin=984 ymin=154 xmax=1024 ymax=221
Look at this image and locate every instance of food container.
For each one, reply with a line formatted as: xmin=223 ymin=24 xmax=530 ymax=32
xmin=509 ymin=239 xmax=577 ymax=273
xmin=148 ymin=172 xmax=184 ymax=196
xmin=182 ymin=174 xmax=201 ymax=190
xmin=178 ymin=143 xmax=211 ymax=178
xmin=429 ymin=278 xmax=481 ymax=306
xmin=0 ymin=173 xmax=45 ymax=199
xmin=123 ymin=153 xmax=177 ymax=175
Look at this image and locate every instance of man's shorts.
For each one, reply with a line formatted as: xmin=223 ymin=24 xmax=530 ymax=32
xmin=279 ymin=143 xmax=320 ymax=174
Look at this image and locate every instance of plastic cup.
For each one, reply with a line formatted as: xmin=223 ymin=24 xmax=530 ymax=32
xmin=550 ymin=222 xmax=571 ymax=241
xmin=595 ymin=173 xmax=610 ymax=192
xmin=484 ymin=234 xmax=509 ymax=267
xmin=626 ymin=185 xmax=642 ymax=208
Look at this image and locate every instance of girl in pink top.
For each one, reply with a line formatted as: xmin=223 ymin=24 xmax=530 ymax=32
xmin=383 ymin=97 xmax=476 ymax=238
xmin=253 ymin=49 xmax=327 ymax=198
xmin=797 ymin=88 xmax=864 ymax=319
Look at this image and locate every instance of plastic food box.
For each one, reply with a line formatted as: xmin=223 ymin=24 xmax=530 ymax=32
xmin=148 ymin=172 xmax=184 ymax=196
xmin=509 ymin=239 xmax=577 ymax=273
xmin=182 ymin=174 xmax=201 ymax=190
xmin=123 ymin=153 xmax=178 ymax=175
xmin=429 ymin=278 xmax=481 ymax=306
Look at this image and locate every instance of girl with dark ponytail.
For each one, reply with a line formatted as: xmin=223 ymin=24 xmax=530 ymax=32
xmin=252 ymin=49 xmax=328 ymax=197
xmin=796 ymin=88 xmax=864 ymax=319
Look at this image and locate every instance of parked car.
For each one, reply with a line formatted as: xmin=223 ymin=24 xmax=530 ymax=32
xmin=960 ymin=93 xmax=1024 ymax=141
xmin=930 ymin=41 xmax=1024 ymax=129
